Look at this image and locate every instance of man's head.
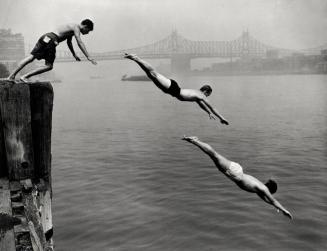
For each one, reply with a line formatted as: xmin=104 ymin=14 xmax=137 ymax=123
xmin=265 ymin=179 xmax=277 ymax=194
xmin=200 ymin=85 xmax=212 ymax=97
xmin=80 ymin=19 xmax=94 ymax=34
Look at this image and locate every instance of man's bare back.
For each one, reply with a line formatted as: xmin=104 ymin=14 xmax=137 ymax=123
xmin=54 ymin=23 xmax=79 ymax=42
xmin=179 ymin=89 xmax=206 ymax=102
xmin=7 ymin=19 xmax=96 ymax=81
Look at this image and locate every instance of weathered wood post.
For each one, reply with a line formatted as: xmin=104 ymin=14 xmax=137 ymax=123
xmin=0 ymin=80 xmax=54 ymax=250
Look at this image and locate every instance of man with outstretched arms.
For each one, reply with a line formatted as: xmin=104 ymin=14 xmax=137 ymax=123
xmin=8 ymin=19 xmax=97 ymax=82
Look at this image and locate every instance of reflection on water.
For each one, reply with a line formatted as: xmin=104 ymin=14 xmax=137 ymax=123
xmin=51 ymin=63 xmax=327 ymax=251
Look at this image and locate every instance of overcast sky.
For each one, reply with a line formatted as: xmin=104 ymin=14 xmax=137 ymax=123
xmin=1 ymin=0 xmax=327 ymax=52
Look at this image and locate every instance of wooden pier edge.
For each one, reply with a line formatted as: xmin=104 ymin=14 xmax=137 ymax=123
xmin=0 ymin=80 xmax=54 ymax=250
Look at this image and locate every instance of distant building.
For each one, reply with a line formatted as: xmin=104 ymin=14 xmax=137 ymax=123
xmin=266 ymin=50 xmax=279 ymax=59
xmin=291 ymin=52 xmax=305 ymax=58
xmin=318 ymin=50 xmax=327 ymax=73
xmin=321 ymin=49 xmax=327 ymax=60
xmin=0 ymin=29 xmax=25 ymax=61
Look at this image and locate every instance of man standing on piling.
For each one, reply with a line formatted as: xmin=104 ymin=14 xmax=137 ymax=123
xmin=7 ymin=19 xmax=97 ymax=82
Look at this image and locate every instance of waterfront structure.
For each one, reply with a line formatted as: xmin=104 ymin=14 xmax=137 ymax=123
xmin=0 ymin=29 xmax=25 ymax=72
xmin=0 ymin=29 xmax=25 ymax=61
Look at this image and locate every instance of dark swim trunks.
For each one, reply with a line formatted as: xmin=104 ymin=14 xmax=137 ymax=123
xmin=166 ymin=79 xmax=181 ymax=98
xmin=31 ymin=32 xmax=59 ymax=64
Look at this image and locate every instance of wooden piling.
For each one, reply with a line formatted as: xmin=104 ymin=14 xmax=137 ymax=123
xmin=0 ymin=106 xmax=7 ymax=177
xmin=0 ymin=82 xmax=34 ymax=180
xmin=0 ymin=178 xmax=16 ymax=251
xmin=30 ymin=83 xmax=53 ymax=182
xmin=0 ymin=80 xmax=54 ymax=250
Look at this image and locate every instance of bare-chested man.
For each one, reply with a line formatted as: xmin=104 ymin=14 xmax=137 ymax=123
xmin=7 ymin=19 xmax=97 ymax=82
xmin=124 ymin=53 xmax=229 ymax=125
xmin=182 ymin=136 xmax=293 ymax=219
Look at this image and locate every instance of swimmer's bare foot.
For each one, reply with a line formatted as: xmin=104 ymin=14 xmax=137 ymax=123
xmin=124 ymin=53 xmax=138 ymax=61
xmin=19 ymin=76 xmax=29 ymax=83
xmin=182 ymin=136 xmax=199 ymax=143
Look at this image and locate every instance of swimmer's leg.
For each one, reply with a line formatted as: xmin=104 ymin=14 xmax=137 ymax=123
xmin=182 ymin=136 xmax=231 ymax=169
xmin=20 ymin=61 xmax=53 ymax=81
xmin=124 ymin=53 xmax=171 ymax=90
xmin=7 ymin=55 xmax=35 ymax=80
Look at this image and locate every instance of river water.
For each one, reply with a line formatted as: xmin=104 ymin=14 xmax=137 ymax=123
xmin=51 ymin=62 xmax=327 ymax=250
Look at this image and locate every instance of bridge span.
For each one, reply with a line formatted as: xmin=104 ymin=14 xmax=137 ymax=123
xmin=56 ymin=30 xmax=325 ymax=72
xmin=56 ymin=30 xmax=296 ymax=71
xmin=59 ymin=31 xmax=272 ymax=57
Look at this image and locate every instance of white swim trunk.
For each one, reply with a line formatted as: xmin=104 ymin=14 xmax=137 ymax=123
xmin=226 ymin=162 xmax=244 ymax=181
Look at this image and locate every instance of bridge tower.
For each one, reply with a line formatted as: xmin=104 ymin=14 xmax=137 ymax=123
xmin=170 ymin=30 xmax=191 ymax=73
xmin=241 ymin=31 xmax=250 ymax=59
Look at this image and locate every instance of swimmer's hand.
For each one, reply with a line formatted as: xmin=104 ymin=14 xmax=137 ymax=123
xmin=182 ymin=135 xmax=198 ymax=143
xmin=220 ymin=119 xmax=229 ymax=125
xmin=278 ymin=208 xmax=292 ymax=220
xmin=74 ymin=55 xmax=81 ymax=61
xmin=209 ymin=114 xmax=216 ymax=120
xmin=88 ymin=57 xmax=97 ymax=65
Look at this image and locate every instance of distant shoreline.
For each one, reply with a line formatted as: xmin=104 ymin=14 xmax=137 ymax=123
xmin=190 ymin=70 xmax=327 ymax=76
xmin=121 ymin=74 xmax=150 ymax=81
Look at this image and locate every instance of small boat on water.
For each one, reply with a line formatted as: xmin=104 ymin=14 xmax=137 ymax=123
xmin=121 ymin=74 xmax=150 ymax=81
xmin=51 ymin=79 xmax=62 ymax=83
xmin=90 ymin=75 xmax=104 ymax=80
xmin=34 ymin=78 xmax=62 ymax=83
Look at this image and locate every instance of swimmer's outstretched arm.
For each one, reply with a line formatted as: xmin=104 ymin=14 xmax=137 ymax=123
xmin=67 ymin=37 xmax=80 ymax=61
xmin=182 ymin=136 xmax=230 ymax=168
xmin=196 ymin=101 xmax=216 ymax=119
xmin=257 ymin=187 xmax=293 ymax=219
xmin=200 ymin=99 xmax=229 ymax=125
xmin=73 ymin=25 xmax=97 ymax=65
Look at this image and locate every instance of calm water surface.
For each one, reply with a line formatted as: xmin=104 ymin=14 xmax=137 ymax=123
xmin=51 ymin=62 xmax=327 ymax=251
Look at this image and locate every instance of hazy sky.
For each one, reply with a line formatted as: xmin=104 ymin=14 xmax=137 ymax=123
xmin=1 ymin=0 xmax=327 ymax=52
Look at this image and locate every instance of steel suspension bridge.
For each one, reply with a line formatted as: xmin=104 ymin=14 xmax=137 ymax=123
xmin=55 ymin=30 xmax=324 ymax=62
